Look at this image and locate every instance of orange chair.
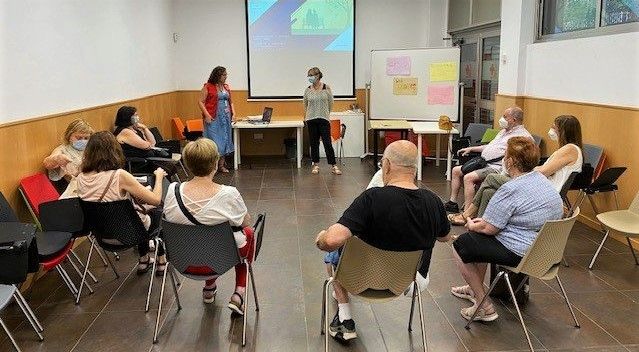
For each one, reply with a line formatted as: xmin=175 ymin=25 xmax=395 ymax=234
xmin=172 ymin=117 xmax=186 ymax=140
xmin=186 ymin=119 xmax=204 ymax=132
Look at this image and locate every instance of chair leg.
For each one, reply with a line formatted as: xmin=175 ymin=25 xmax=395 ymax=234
xmin=627 ymin=237 xmax=639 ymax=265
xmin=505 ymin=273 xmax=534 ymax=352
xmin=13 ymin=287 xmax=43 ymax=332
xmin=145 ymin=240 xmax=160 ymax=312
xmin=416 ymin=282 xmax=428 ymax=352
xmin=248 ymin=263 xmax=259 ymax=312
xmin=113 ymin=252 xmax=121 ymax=261
xmin=70 ymin=248 xmax=99 ymax=283
xmin=0 ymin=317 xmax=22 ymax=352
xmin=152 ymin=263 xmax=168 ymax=344
xmin=75 ymin=243 xmax=95 ymax=304
xmin=90 ymin=237 xmax=109 ymax=267
xmin=562 ymin=256 xmax=570 ymax=267
xmin=465 ymin=271 xmax=504 ymax=329
xmin=555 ymin=276 xmax=580 ymax=328
xmin=56 ymin=265 xmax=79 ymax=296
xmin=408 ymin=281 xmax=417 ymax=331
xmin=67 ymin=254 xmax=94 ymax=297
xmin=320 ymin=279 xmax=328 ymax=335
xmin=168 ymin=264 xmax=182 ymax=310
xmin=103 ymin=249 xmax=120 ymax=279
xmin=613 ymin=190 xmax=620 ymax=210
xmin=324 ymin=278 xmax=334 ymax=352
xmin=589 ymin=230 xmax=610 ymax=269
xmin=13 ymin=292 xmax=43 ymax=341
xmin=242 ymin=261 xmax=250 ymax=347
xmin=588 ymin=194 xmax=607 ymax=234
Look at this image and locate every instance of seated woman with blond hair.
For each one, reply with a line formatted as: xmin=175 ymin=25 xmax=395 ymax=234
xmin=76 ymin=131 xmax=168 ymax=275
xmin=163 ymin=138 xmax=253 ymax=314
xmin=43 ymin=119 xmax=94 ymax=196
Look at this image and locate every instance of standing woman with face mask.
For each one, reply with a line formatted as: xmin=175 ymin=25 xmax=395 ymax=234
xmin=303 ymin=67 xmax=341 ymax=175
xmin=198 ymin=66 xmax=234 ymax=173
xmin=44 ymin=119 xmax=94 ymax=194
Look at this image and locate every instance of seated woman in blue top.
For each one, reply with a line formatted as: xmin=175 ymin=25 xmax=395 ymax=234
xmin=450 ymin=137 xmax=563 ymax=322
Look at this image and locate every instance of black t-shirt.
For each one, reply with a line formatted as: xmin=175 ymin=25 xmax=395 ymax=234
xmin=337 ymin=186 xmax=450 ymax=274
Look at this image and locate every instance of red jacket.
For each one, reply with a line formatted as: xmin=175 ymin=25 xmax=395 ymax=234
xmin=203 ymin=83 xmax=234 ymax=119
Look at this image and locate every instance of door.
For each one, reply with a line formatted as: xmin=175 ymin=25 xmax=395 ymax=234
xmin=478 ymin=36 xmax=500 ymax=124
xmin=460 ymin=42 xmax=478 ymax=132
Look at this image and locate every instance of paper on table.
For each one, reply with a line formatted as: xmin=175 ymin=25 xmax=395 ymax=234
xmin=386 ymin=56 xmax=411 ymax=76
xmin=393 ymin=77 xmax=418 ymax=95
xmin=427 ymin=85 xmax=454 ymax=105
xmin=429 ymin=62 xmax=458 ymax=81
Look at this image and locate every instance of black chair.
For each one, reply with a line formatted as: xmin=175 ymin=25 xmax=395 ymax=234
xmin=80 ymin=199 xmax=161 ymax=309
xmin=570 ymin=167 xmax=627 ymax=218
xmin=1 ymin=238 xmax=44 ymax=350
xmin=559 ymin=172 xmax=579 ymax=212
xmin=154 ymin=221 xmax=259 ymax=346
xmin=150 ymin=127 xmax=181 ymax=155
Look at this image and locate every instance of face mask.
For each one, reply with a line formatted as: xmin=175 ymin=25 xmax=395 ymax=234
xmin=72 ymin=139 xmax=88 ymax=151
xmin=548 ymin=128 xmax=559 ymax=141
xmin=498 ymin=116 xmax=509 ymax=129
xmin=308 ymin=76 xmax=316 ymax=84
xmin=131 ymin=115 xmax=140 ymax=125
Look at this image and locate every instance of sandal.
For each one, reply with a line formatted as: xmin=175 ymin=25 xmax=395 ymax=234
xmin=311 ymin=164 xmax=320 ymax=174
xmin=461 ymin=305 xmax=499 ymax=322
xmin=136 ymin=256 xmax=154 ymax=275
xmin=228 ymin=292 xmax=245 ymax=316
xmin=155 ymin=260 xmax=167 ymax=277
xmin=331 ymin=165 xmax=342 ymax=175
xmin=451 ymin=285 xmax=476 ymax=303
xmin=203 ymin=286 xmax=217 ymax=304
xmin=447 ymin=213 xmax=467 ymax=226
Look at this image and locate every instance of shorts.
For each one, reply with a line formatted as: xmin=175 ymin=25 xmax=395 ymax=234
xmin=323 ymin=249 xmax=342 ymax=266
xmin=453 ymin=232 xmax=522 ymax=267
xmin=474 ymin=166 xmax=500 ymax=179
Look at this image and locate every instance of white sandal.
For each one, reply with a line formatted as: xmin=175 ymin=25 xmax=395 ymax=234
xmin=311 ymin=164 xmax=320 ymax=174
xmin=451 ymin=285 xmax=476 ymax=303
xmin=461 ymin=305 xmax=499 ymax=322
xmin=331 ymin=165 xmax=342 ymax=175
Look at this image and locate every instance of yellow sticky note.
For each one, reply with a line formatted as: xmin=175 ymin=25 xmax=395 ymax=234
xmin=393 ymin=77 xmax=418 ymax=95
xmin=429 ymin=62 xmax=458 ymax=82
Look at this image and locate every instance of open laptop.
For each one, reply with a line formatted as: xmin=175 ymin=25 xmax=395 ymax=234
xmin=248 ymin=107 xmax=273 ymax=125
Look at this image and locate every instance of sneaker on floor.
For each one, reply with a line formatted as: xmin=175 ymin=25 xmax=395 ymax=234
xmin=444 ymin=201 xmax=459 ymax=213
xmin=329 ymin=312 xmax=357 ymax=341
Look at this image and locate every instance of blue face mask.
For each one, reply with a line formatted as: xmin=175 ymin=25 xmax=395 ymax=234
xmin=72 ymin=139 xmax=88 ymax=151
xmin=308 ymin=76 xmax=316 ymax=84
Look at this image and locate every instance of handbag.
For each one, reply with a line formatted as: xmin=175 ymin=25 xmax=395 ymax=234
xmin=460 ymin=155 xmax=503 ymax=175
xmin=438 ymin=115 xmax=453 ymax=131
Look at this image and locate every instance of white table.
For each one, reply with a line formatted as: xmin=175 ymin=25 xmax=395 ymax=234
xmin=409 ymin=121 xmax=459 ymax=181
xmin=232 ymin=119 xmax=305 ymax=169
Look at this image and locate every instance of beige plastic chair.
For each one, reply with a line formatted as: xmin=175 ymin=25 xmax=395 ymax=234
xmin=589 ymin=190 xmax=639 ymax=269
xmin=466 ymin=208 xmax=581 ymax=352
xmin=320 ymin=236 xmax=426 ymax=352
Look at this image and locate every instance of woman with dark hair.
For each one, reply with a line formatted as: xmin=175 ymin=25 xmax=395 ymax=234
xmin=448 ymin=115 xmax=583 ymax=226
xmin=76 ymin=131 xmax=168 ymax=275
xmin=113 ymin=105 xmax=157 ymax=158
xmin=450 ymin=137 xmax=563 ymax=321
xmin=198 ymin=66 xmax=234 ymax=173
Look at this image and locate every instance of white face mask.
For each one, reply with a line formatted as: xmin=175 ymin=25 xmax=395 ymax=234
xmin=131 ymin=115 xmax=140 ymax=125
xmin=498 ymin=116 xmax=509 ymax=129
xmin=548 ymin=128 xmax=559 ymax=141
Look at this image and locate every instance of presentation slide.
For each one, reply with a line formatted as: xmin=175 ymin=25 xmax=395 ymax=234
xmin=246 ymin=0 xmax=355 ymax=98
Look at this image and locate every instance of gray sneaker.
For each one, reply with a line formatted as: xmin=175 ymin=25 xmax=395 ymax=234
xmin=329 ymin=312 xmax=357 ymax=341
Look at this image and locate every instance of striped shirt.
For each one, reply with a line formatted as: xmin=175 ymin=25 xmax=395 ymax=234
xmin=303 ymin=85 xmax=333 ymax=121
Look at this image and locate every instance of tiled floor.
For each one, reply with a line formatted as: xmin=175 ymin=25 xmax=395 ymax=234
xmin=2 ymin=157 xmax=638 ymax=351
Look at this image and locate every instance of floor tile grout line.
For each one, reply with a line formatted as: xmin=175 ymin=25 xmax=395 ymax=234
xmin=69 ymin=263 xmax=137 ymax=352
xmin=427 ymin=290 xmax=470 ymax=352
xmin=369 ymin=305 xmax=390 ymax=352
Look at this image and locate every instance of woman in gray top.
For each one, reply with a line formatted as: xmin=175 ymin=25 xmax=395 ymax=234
xmin=303 ymin=67 xmax=341 ymax=175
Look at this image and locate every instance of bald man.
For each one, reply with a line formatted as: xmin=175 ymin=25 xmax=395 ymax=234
xmin=315 ymin=140 xmax=451 ymax=342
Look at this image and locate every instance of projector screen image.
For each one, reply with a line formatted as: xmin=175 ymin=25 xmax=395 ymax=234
xmin=246 ymin=0 xmax=355 ymax=98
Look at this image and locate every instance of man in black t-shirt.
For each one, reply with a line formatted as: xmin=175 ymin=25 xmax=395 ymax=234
xmin=315 ymin=140 xmax=451 ymax=342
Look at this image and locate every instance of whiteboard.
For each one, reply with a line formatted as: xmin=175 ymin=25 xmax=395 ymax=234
xmin=370 ymin=47 xmax=461 ymax=121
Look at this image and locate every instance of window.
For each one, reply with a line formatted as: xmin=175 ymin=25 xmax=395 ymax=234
xmin=539 ymin=0 xmax=638 ymax=38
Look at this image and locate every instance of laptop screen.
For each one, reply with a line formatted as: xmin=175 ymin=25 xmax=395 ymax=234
xmin=262 ymin=107 xmax=273 ymax=122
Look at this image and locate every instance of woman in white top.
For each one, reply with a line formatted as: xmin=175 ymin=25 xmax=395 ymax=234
xmin=163 ymin=138 xmax=253 ymax=314
xmin=448 ymin=115 xmax=583 ymax=225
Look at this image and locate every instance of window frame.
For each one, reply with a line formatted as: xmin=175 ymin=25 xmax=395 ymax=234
xmin=537 ymin=0 xmax=639 ymax=42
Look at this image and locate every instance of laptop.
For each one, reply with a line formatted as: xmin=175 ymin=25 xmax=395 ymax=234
xmin=248 ymin=107 xmax=273 ymax=125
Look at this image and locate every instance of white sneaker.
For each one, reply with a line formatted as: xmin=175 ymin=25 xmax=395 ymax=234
xmin=403 ymin=272 xmax=430 ymax=297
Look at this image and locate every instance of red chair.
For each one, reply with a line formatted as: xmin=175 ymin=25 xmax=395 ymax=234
xmin=19 ymin=174 xmax=100 ymax=302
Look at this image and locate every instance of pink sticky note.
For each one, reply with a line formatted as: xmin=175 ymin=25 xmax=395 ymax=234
xmin=386 ymin=56 xmax=411 ymax=76
xmin=427 ymin=85 xmax=454 ymax=105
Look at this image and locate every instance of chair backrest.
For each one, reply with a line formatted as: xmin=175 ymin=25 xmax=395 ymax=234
xmin=253 ymin=213 xmax=266 ymax=260
xmin=0 ymin=238 xmax=30 ymax=285
xmin=340 ymin=123 xmax=347 ymax=139
xmin=582 ymin=144 xmax=604 ymax=179
xmin=0 ymin=192 xmax=19 ymax=222
xmin=514 ymin=207 xmax=580 ymax=279
xmin=39 ymin=198 xmax=85 ymax=235
xmin=334 ymin=236 xmax=422 ymax=299
xmin=80 ymin=199 xmax=147 ymax=248
xmin=161 ymin=220 xmax=241 ymax=276
xmin=172 ymin=117 xmax=186 ymax=140
xmin=329 ymin=119 xmax=341 ymax=142
xmin=480 ymin=128 xmax=499 ymax=143
xmin=464 ymin=123 xmax=490 ymax=144
xmin=149 ymin=127 xmax=164 ymax=142
xmin=630 ymin=190 xmax=639 ymax=215
xmin=569 ymin=163 xmax=594 ymax=190
xmin=589 ymin=167 xmax=626 ymax=189
xmin=532 ymin=134 xmax=542 ymax=146
xmin=185 ymin=119 xmax=204 ymax=132
xmin=19 ymin=173 xmax=59 ymax=219
xmin=559 ymin=171 xmax=579 ymax=200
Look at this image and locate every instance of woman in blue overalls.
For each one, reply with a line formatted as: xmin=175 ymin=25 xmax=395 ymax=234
xmin=198 ymin=66 xmax=234 ymax=173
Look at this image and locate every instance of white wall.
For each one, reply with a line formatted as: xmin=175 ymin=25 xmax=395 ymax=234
xmin=173 ymin=0 xmax=438 ymax=90
xmin=499 ymin=0 xmax=639 ymax=107
xmin=0 ymin=0 xmax=175 ymax=123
